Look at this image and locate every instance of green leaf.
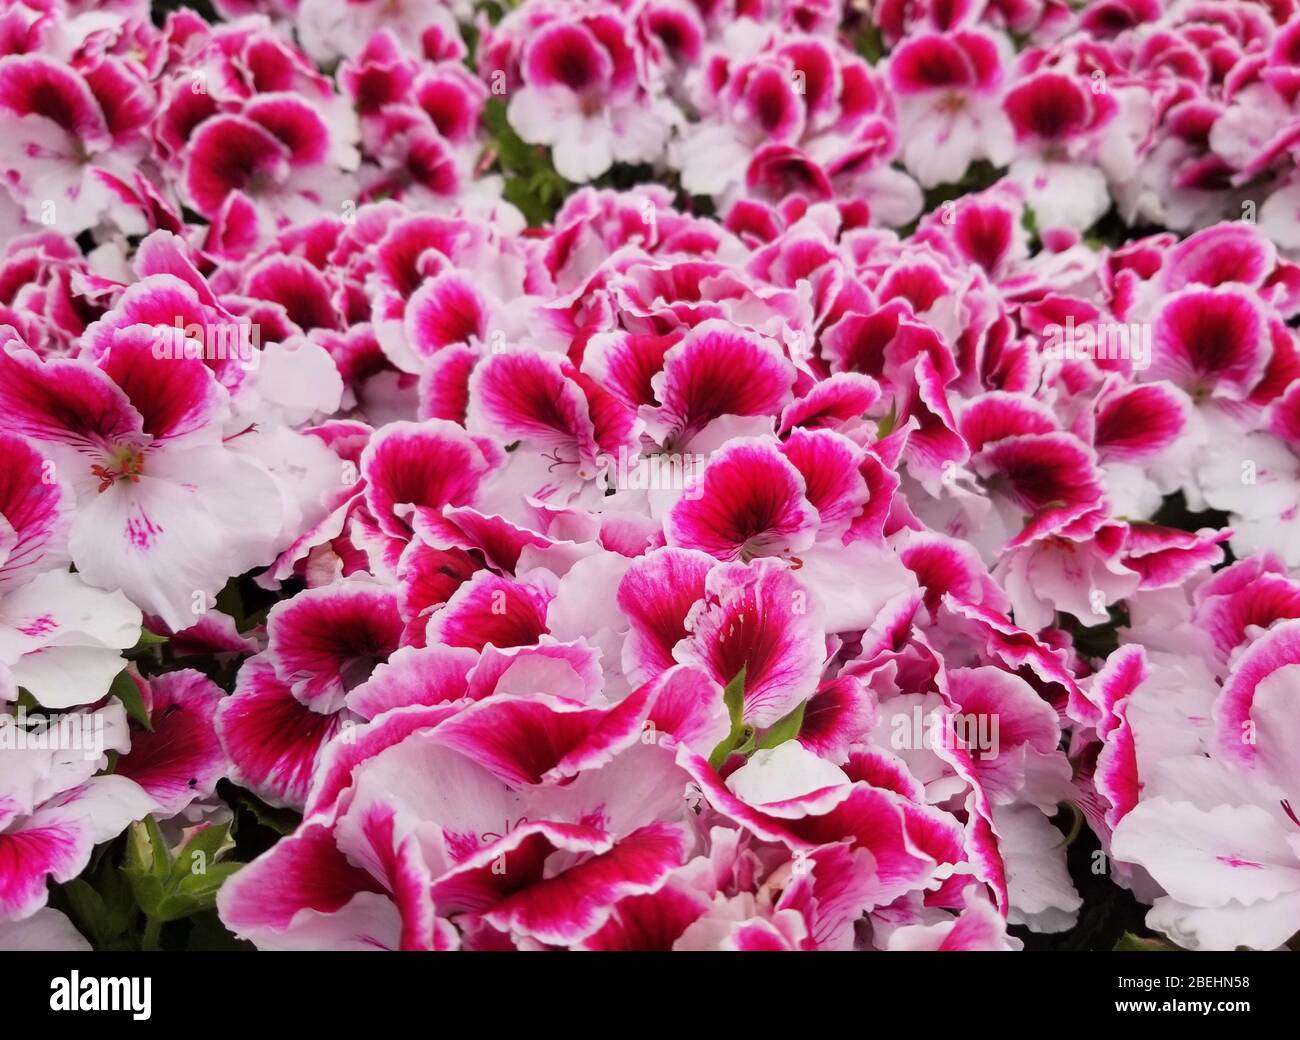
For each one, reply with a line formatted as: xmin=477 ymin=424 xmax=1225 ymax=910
xmin=722 ymin=665 xmax=747 ymax=729
xmin=503 ymin=175 xmax=561 ymax=228
xmin=1052 ymin=802 xmax=1085 ymax=849
xmin=53 ymin=852 xmax=142 ymax=950
xmin=708 ymin=667 xmax=750 ymax=769
xmin=481 ymin=98 xmax=526 ymax=166
xmin=853 ymin=22 xmax=885 ymax=64
xmin=1020 ymin=203 xmax=1039 ymax=240
xmin=757 ymin=700 xmax=807 ymax=750
xmin=170 ymin=823 xmax=236 ymax=885
xmin=707 ymin=734 xmax=735 ymax=770
xmin=125 ymin=816 xmax=170 ymax=876
xmin=875 ymin=399 xmax=899 ymax=439
xmin=128 ymin=819 xmax=244 ymax=926
xmin=108 ymin=669 xmax=152 ymax=732
xmin=706 ymin=739 xmax=732 ymax=771
xmin=123 ymin=817 xmax=172 ymax=918
xmin=60 ymin=879 xmax=112 ymax=946
xmin=171 ymin=862 xmax=243 ymax=909
xmin=481 ymin=97 xmax=571 ymax=227
xmin=132 ymin=628 xmax=170 ymax=649
xmin=91 ymin=853 xmax=139 ymax=938
xmin=1114 ymin=932 xmax=1180 ymax=952
xmin=152 ymin=862 xmax=244 ymax=922
xmin=124 ymin=868 xmax=167 ymax=922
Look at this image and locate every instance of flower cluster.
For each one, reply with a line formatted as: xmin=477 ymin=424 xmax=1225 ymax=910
xmin=0 ymin=0 xmax=1298 ymax=955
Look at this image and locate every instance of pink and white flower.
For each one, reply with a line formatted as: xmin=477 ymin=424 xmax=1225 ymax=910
xmin=488 ymin=1 xmax=679 ymax=183
xmin=8 ymin=0 xmax=1300 ymax=959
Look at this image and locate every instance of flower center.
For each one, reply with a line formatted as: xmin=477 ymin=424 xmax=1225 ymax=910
xmin=91 ymin=445 xmax=145 ymax=493
xmin=936 ymin=92 xmax=966 ymax=115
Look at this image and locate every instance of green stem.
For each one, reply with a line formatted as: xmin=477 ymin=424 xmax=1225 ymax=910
xmin=141 ymin=915 xmax=162 ymax=951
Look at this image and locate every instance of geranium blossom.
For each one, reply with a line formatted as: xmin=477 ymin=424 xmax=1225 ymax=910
xmin=0 ymin=0 xmax=1298 ymax=961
